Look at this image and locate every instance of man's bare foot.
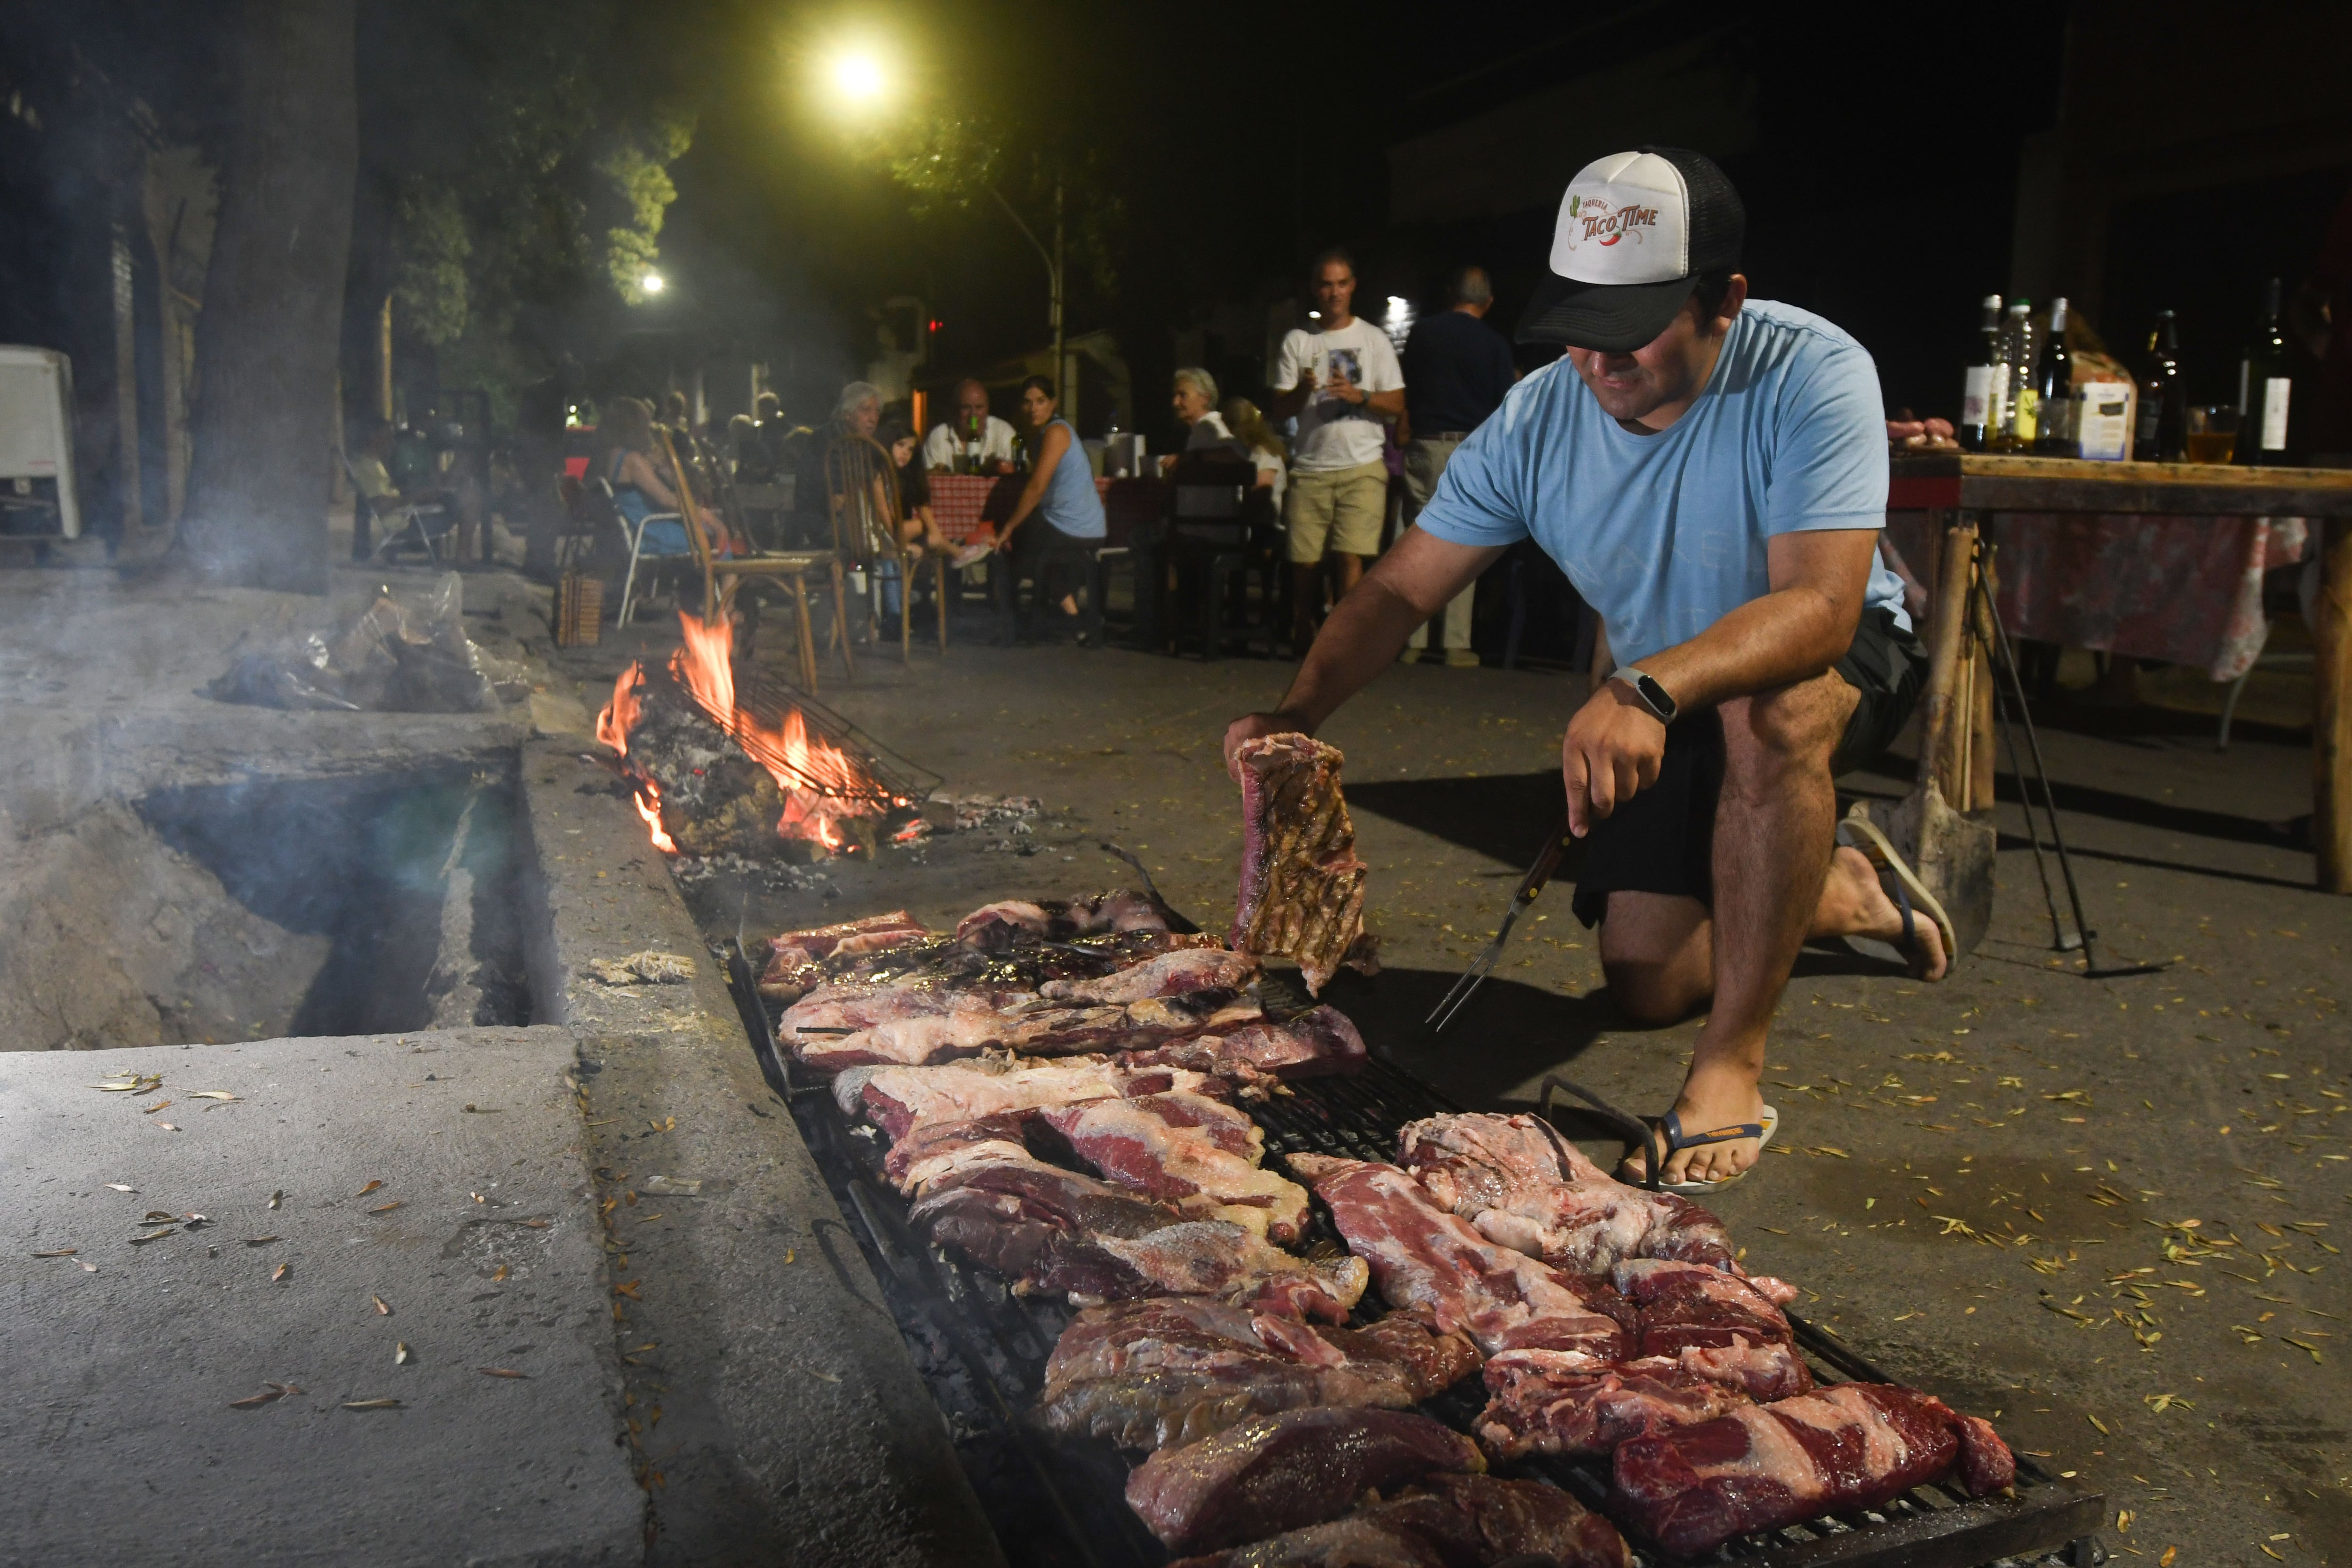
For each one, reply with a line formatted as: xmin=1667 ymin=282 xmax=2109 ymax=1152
xmin=1816 ymin=844 xmax=1948 ymax=981
xmin=1615 ymin=1066 xmax=1769 ymax=1187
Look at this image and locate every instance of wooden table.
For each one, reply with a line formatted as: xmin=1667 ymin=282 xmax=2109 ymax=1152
xmin=1888 ymin=453 xmax=2352 ymax=892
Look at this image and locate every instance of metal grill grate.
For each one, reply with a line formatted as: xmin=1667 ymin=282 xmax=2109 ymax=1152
xmin=725 ymin=947 xmax=2105 ymax=1568
xmin=730 ymin=667 xmax=943 ymax=812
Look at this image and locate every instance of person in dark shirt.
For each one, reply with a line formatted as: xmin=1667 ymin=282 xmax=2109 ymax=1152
xmin=1399 ymin=266 xmax=1518 ymax=665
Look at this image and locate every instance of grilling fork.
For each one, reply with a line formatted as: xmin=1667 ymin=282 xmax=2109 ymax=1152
xmin=1425 ymin=812 xmax=1573 ymax=1034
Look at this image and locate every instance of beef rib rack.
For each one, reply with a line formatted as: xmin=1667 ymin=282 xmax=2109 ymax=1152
xmin=1230 ymin=733 xmax=1368 ymax=995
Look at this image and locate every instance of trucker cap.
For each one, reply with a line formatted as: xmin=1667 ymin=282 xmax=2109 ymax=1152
xmin=1516 ymin=147 xmax=1744 ymax=351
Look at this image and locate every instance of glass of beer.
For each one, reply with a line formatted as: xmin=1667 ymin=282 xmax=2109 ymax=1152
xmin=2185 ymin=406 xmax=2239 ymax=465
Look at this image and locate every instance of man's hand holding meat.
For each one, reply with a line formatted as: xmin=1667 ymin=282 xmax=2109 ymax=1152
xmin=1224 ymin=149 xmax=1952 ymax=1195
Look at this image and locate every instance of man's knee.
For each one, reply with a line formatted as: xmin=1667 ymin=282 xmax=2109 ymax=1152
xmin=1603 ymin=956 xmax=1701 ymax=1027
xmin=1719 ymin=673 xmax=1854 ymax=775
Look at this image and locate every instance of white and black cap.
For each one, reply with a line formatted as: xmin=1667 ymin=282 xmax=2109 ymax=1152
xmin=1517 ymin=146 xmax=1744 ymax=351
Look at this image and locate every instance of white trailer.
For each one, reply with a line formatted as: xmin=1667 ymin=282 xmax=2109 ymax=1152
xmin=0 ymin=346 xmax=81 ymax=540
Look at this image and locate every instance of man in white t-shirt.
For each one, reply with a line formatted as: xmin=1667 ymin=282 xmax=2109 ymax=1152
xmin=1270 ymin=249 xmax=1405 ymax=649
xmin=923 ymin=378 xmax=1018 ymax=473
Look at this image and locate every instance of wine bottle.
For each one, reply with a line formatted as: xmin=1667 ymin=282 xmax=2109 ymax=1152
xmin=2238 ymin=277 xmax=2295 ymax=466
xmin=1959 ymin=294 xmax=2006 ymax=452
xmin=2137 ymin=310 xmax=2185 ymax=462
xmin=2032 ymin=297 xmax=2080 ymax=457
xmin=1996 ymin=300 xmax=2036 ymax=450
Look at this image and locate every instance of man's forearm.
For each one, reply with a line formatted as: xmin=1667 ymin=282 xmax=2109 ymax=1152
xmin=1271 ymin=571 xmax=1431 ymax=729
xmin=1268 ymin=383 xmax=1313 ymax=421
xmin=1636 ymin=586 xmax=1855 ymax=712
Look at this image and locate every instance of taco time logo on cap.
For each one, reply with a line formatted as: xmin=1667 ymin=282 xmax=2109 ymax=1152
xmin=1565 ymin=193 xmax=1660 ymax=248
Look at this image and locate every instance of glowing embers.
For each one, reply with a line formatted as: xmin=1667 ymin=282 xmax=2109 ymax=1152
xmin=596 ymin=613 xmax=908 ymax=857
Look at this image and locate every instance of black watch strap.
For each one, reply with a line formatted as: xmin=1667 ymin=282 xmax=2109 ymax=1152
xmin=1613 ymin=667 xmax=1678 ymax=724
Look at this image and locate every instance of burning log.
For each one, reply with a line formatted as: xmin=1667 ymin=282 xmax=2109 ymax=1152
xmin=611 ymin=666 xmax=792 ymax=858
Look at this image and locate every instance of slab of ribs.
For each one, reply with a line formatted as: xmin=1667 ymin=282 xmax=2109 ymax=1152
xmin=1231 ymin=734 xmax=1369 ymax=995
xmin=760 ymin=891 xmax=2018 ymax=1562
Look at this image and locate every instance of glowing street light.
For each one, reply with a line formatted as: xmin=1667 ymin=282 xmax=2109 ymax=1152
xmin=824 ymin=47 xmax=893 ymax=109
xmin=640 ymin=269 xmax=666 ymax=296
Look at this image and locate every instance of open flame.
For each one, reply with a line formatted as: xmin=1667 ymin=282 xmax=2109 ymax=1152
xmin=596 ymin=612 xmax=898 ymax=854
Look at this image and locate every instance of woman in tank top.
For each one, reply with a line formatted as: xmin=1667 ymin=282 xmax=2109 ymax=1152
xmin=994 ymin=375 xmax=1104 ymax=637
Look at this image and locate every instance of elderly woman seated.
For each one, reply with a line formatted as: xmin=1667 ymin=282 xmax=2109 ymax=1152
xmin=1159 ymin=366 xmax=1246 ymax=474
xmin=596 ymin=396 xmax=739 ymax=557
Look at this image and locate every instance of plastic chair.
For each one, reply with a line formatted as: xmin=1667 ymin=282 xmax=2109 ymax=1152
xmin=608 ymin=476 xmax=690 ymax=628
xmin=342 ymin=452 xmax=450 ymax=566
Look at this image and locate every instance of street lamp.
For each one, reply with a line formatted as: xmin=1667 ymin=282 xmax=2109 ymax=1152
xmin=640 ymin=269 xmax=667 ymax=296
xmin=819 ymin=43 xmax=895 ymax=111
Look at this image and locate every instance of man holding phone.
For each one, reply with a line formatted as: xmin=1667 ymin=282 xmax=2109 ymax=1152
xmin=1225 ymin=150 xmax=1944 ymax=1193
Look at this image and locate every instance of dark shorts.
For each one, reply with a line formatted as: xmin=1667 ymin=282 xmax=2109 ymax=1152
xmin=1569 ymin=606 xmax=1928 ymax=927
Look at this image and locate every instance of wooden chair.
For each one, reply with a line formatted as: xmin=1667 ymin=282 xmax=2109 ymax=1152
xmin=657 ymin=428 xmax=850 ymax=693
xmin=822 ymin=432 xmax=950 ymax=661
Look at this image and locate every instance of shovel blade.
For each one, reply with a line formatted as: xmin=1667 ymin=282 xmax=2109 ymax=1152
xmin=1883 ymin=781 xmax=1995 ymax=957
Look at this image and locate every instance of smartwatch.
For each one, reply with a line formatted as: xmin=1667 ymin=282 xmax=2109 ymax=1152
xmin=1612 ymin=666 xmax=1678 ymax=724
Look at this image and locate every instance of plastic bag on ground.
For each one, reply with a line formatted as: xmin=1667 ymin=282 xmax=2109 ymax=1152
xmin=207 ymin=573 xmax=500 ymax=713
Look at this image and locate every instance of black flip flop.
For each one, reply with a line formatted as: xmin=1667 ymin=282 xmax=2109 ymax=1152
xmin=1539 ymin=1076 xmax=1777 ymax=1195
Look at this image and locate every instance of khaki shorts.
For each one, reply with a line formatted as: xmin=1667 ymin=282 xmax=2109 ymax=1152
xmin=1284 ymin=460 xmax=1389 ymax=564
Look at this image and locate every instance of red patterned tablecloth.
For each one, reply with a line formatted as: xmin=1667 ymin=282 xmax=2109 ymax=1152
xmin=1883 ymin=511 xmax=2309 ymax=682
xmin=926 ymin=473 xmax=1165 ymax=545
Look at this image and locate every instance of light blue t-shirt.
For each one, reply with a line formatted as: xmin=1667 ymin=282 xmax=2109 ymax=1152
xmin=1417 ymin=299 xmax=1904 ymax=668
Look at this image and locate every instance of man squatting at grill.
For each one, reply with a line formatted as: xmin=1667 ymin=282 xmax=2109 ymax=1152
xmin=1225 ymin=148 xmax=1947 ymax=1192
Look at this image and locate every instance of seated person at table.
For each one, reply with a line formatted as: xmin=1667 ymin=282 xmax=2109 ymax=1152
xmin=995 ymin=374 xmax=1105 ymax=639
xmin=1159 ymin=366 xmax=1245 ymax=475
xmin=924 ymin=378 xmax=1019 ymax=473
xmin=1224 ymin=397 xmax=1289 ymax=518
xmin=598 ymin=396 xmax=739 ymax=557
xmin=877 ymin=419 xmax=992 ymax=568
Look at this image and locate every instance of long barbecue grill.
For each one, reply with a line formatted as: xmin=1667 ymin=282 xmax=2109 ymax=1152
xmin=724 ymin=946 xmax=2108 ymax=1568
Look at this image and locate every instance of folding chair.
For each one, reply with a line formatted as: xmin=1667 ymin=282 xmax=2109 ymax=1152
xmin=823 ymin=432 xmax=949 ymax=661
xmin=342 ymin=452 xmax=451 ymax=566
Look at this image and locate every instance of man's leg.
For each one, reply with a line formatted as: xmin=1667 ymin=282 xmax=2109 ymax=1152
xmin=1622 ymin=671 xmax=1853 ymax=1185
xmin=1284 ymin=470 xmax=1333 ymax=649
xmin=1327 ymin=463 xmax=1386 ymax=611
xmin=1400 ymin=442 xmax=1441 ymax=652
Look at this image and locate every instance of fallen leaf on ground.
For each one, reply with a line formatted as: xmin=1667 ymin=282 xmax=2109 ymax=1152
xmin=245 ymin=1236 xmax=278 ymax=1246
xmin=103 ymin=1183 xmax=134 ymax=1193
xmin=268 ymin=1190 xmax=282 ymax=1209
xmin=32 ymin=1248 xmax=77 ymax=1258
xmin=188 ymin=1092 xmax=238 ymax=1101
xmin=614 ymin=1280 xmax=642 ymax=1299
xmin=271 ymin=1263 xmax=289 ymax=1283
xmin=228 ymin=1389 xmax=284 ymax=1409
xmin=2143 ymin=1393 xmax=2193 ymax=1413
xmin=128 ymin=1227 xmax=175 ymax=1244
xmin=395 ymin=1342 xmax=411 ymax=1365
xmin=142 ymin=1101 xmax=172 ymax=1115
xmin=342 ymin=1399 xmax=401 ymax=1410
xmin=368 ymin=1202 xmax=402 ymax=1215
xmin=372 ymin=1295 xmax=390 ymax=1315
xmin=2160 ymin=1549 xmax=2177 ymax=1567
xmin=477 ymin=1367 xmax=528 ymax=1379
xmin=354 ymin=1180 xmax=382 ymax=1198
xmin=153 ymin=1122 xmax=176 ymax=1131
xmin=77 ymin=1260 xmax=97 ymax=1272
xmin=491 ymin=1264 xmax=508 ymax=1282
xmin=143 ymin=1211 xmax=174 ymax=1222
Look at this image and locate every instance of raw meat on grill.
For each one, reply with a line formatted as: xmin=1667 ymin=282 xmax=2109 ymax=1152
xmin=1608 ymin=1382 xmax=2017 ymax=1556
xmin=758 ymin=911 xmax=932 ymax=999
xmin=1231 ymin=734 xmax=1368 ymax=996
xmin=1126 ymin=1407 xmax=1486 ymax=1553
xmin=1398 ymin=1113 xmax=1736 ymax=1274
xmin=774 ymin=916 xmax=1218 ymax=1006
xmin=1040 ymin=1090 xmax=1310 ymax=1241
xmin=1613 ymin=1259 xmax=1812 ymax=1401
xmin=1039 ymin=947 xmax=1259 ymax=1004
xmin=1166 ymin=1473 xmax=1631 ymax=1568
xmin=1125 ymin=1006 xmax=1367 ymax=1088
xmin=838 ymin=1056 xmax=1219 ymax=1140
xmin=956 ymin=890 xmax=1170 ymax=949
xmin=909 ymin=1149 xmax=1367 ymax=1318
xmin=881 ymin=1113 xmax=1038 ymax=1193
xmin=1287 ymin=1155 xmax=1631 ymax=1360
xmin=1037 ymin=1297 xmax=1479 ymax=1450
xmin=1476 ymin=1351 xmax=1753 ymax=1460
xmin=792 ymin=986 xmax=1263 ymax=1072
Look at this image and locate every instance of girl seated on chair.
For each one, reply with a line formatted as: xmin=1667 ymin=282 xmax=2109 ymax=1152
xmin=878 ymin=419 xmax=992 ymax=569
xmin=597 ymin=396 xmax=741 ymax=557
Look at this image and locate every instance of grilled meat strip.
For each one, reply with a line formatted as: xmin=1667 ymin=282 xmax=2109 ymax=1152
xmin=758 ymin=912 xmax=931 ymax=1000
xmin=1127 ymin=1407 xmax=1485 ymax=1554
xmin=778 ymin=921 xmax=1221 ymax=1009
xmin=1287 ymin=1154 xmax=1631 ymax=1359
xmin=1125 ymin=1006 xmax=1367 ymax=1088
xmin=956 ymin=890 xmax=1170 ymax=948
xmin=1040 ymin=1090 xmax=1311 ymax=1242
xmin=909 ymin=1148 xmax=1367 ymax=1318
xmin=1039 ymin=947 xmax=1260 ymax=1005
xmin=1037 ymin=1297 xmax=1478 ymax=1451
xmin=1166 ymin=1473 xmax=1631 ymax=1568
xmin=1612 ymin=1259 xmax=1812 ymax=1401
xmin=837 ymin=1056 xmax=1220 ymax=1141
xmin=1476 ymin=1351 xmax=1753 ymax=1460
xmin=1397 ymin=1113 xmax=1737 ymax=1274
xmin=793 ymin=985 xmax=1263 ymax=1072
xmin=1231 ymin=734 xmax=1368 ymax=996
xmin=1608 ymin=1383 xmax=2016 ymax=1557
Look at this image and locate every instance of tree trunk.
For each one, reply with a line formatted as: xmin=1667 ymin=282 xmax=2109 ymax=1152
xmin=182 ymin=0 xmax=358 ymax=593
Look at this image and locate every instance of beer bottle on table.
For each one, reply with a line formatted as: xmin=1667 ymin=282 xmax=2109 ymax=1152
xmin=2238 ymin=277 xmax=2295 ymax=466
xmin=2137 ymin=310 xmax=2186 ymax=462
xmin=1994 ymin=301 xmax=2035 ymax=450
xmin=2032 ymin=297 xmax=2080 ymax=458
xmin=1959 ymin=294 xmax=2007 ymax=452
